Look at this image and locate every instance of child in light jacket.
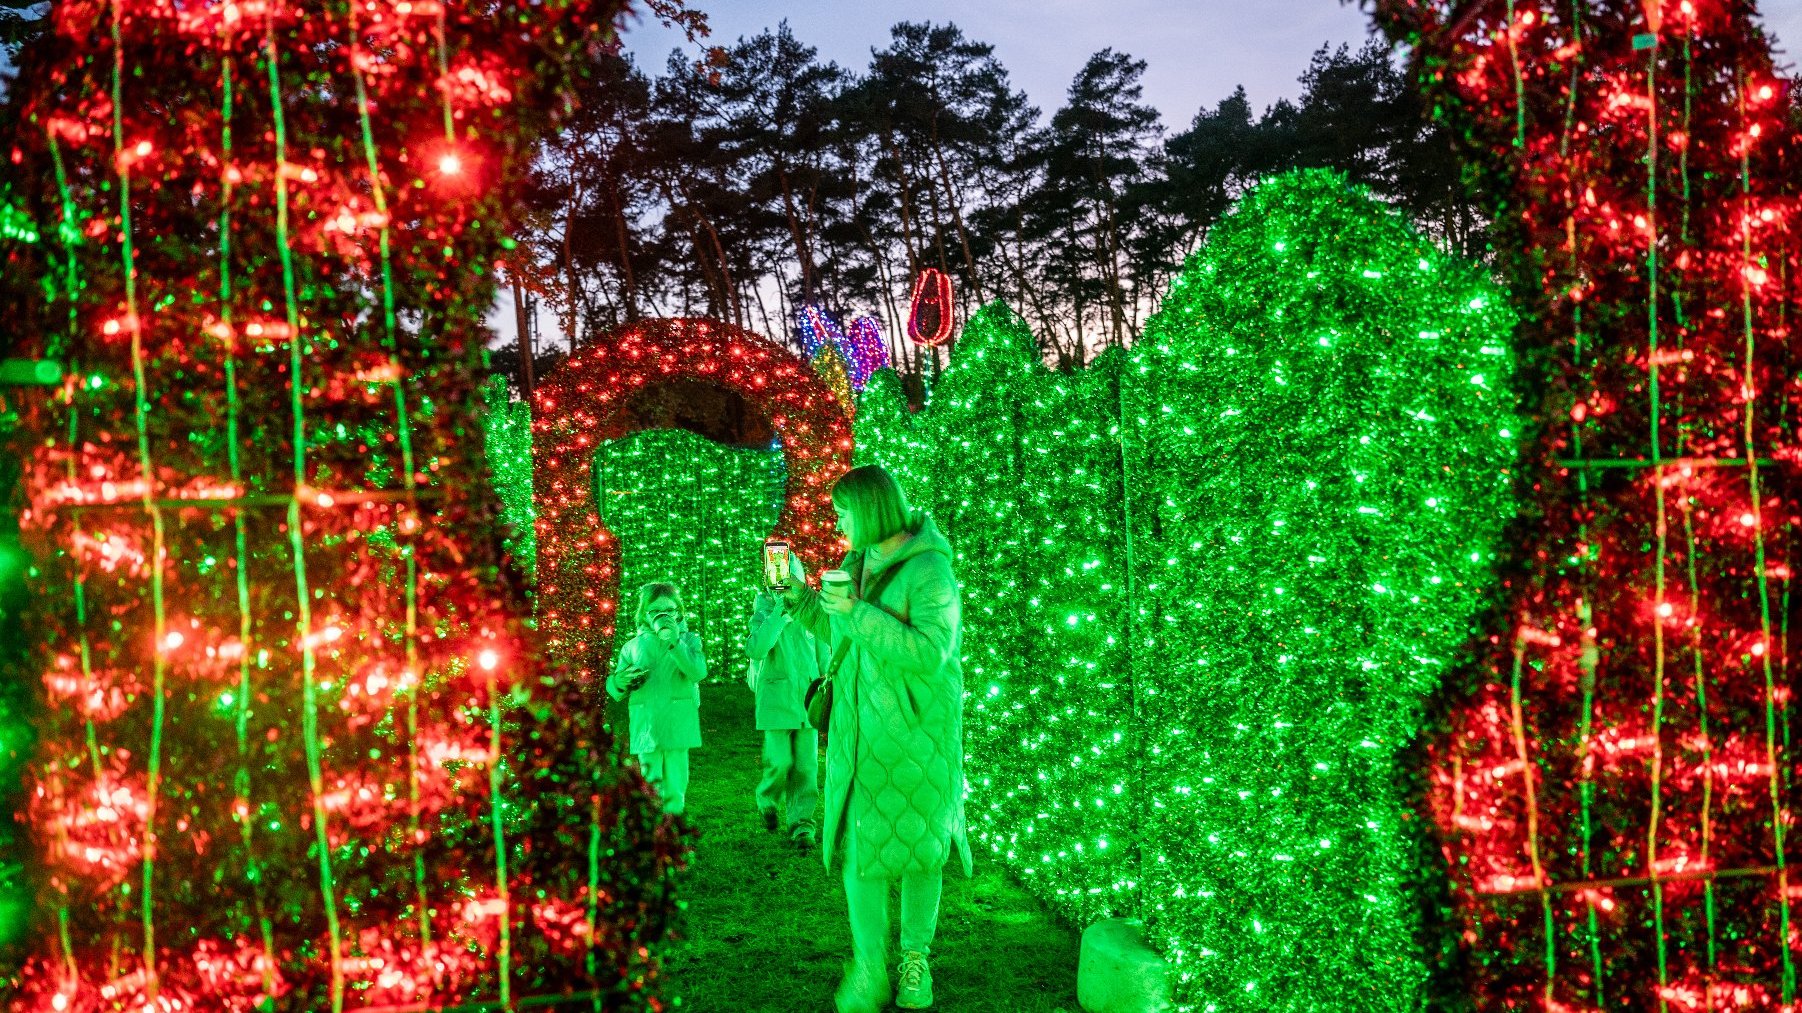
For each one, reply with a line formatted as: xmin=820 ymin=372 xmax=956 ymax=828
xmin=744 ymin=587 xmax=827 ymax=848
xmin=606 ymin=581 xmax=706 ymax=816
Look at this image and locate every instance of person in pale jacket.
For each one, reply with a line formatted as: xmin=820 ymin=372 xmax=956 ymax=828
xmin=606 ymin=581 xmax=706 ymax=816
xmin=744 ymin=584 xmax=826 ymax=848
xmin=781 ymin=465 xmax=971 ymax=1013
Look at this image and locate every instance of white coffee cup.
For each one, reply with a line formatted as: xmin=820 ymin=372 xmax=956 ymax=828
xmin=820 ymin=569 xmax=852 ymax=599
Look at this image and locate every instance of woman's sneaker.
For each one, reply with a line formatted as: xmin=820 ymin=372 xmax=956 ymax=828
xmin=761 ymin=809 xmax=779 ymax=833
xmin=792 ymin=824 xmax=817 ymax=851
xmin=833 ymin=959 xmax=891 ymax=1013
xmin=896 ymin=951 xmax=933 ymax=1009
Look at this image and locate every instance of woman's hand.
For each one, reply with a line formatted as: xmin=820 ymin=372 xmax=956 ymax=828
xmin=820 ymin=582 xmax=857 ymax=616
xmin=615 ymin=665 xmax=650 ymax=694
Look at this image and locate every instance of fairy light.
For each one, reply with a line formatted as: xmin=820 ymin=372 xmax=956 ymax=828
xmin=795 ymin=303 xmax=844 ymax=359
xmin=906 ymin=268 xmax=956 ymax=346
xmin=841 ymin=316 xmax=890 ymax=392
xmin=1367 ymin=1 xmax=1802 ymax=1008
xmin=481 ymin=375 xmax=538 ymax=574
xmin=857 ymin=170 xmax=1519 ymax=1013
xmin=811 ymin=343 xmax=854 ymax=417
xmin=534 ymin=317 xmax=853 ymax=681
xmin=0 ymin=0 xmax=687 ymax=1007
xmin=585 ymin=427 xmax=785 ymax=683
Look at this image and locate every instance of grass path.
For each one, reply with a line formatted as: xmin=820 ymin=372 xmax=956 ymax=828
xmin=644 ymin=686 xmax=1083 ymax=1013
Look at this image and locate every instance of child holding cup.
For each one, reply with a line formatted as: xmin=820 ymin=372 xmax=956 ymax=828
xmin=606 ymin=581 xmax=707 ymax=816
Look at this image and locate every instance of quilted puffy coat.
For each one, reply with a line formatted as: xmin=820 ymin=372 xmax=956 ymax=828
xmin=605 ymin=624 xmax=706 ymax=756
xmin=744 ymin=591 xmax=825 ymax=731
xmin=790 ymin=516 xmax=974 ymax=880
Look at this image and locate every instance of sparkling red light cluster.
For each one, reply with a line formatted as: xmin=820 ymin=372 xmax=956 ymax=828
xmin=0 ymin=0 xmax=685 ymax=1009
xmin=532 ymin=317 xmax=853 ymax=681
xmin=1370 ymin=1 xmax=1801 ymax=1007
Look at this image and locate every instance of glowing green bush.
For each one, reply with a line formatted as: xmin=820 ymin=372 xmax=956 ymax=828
xmin=1129 ymin=168 xmax=1519 ymax=1008
xmin=592 ymin=427 xmax=786 ymax=683
xmin=857 ymin=169 xmax=1521 ymax=1011
xmin=480 ymin=376 xmax=538 ymax=575
xmin=856 ymin=306 xmax=1140 ymax=929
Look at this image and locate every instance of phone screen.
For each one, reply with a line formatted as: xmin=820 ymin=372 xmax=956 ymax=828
xmin=764 ymin=540 xmax=791 ymax=589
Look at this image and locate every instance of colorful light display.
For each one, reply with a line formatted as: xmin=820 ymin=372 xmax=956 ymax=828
xmin=795 ymin=304 xmax=888 ymax=394
xmin=856 ymin=169 xmax=1519 ymax=1011
xmin=841 ymin=317 xmax=890 ymax=393
xmin=533 ymin=317 xmax=853 ymax=681
xmin=906 ymin=268 xmax=957 ymax=347
xmin=0 ymin=0 xmax=686 ymax=1008
xmin=795 ymin=303 xmax=846 ymax=360
xmin=1365 ymin=2 xmax=1802 ymax=1008
xmin=810 ymin=343 xmax=855 ymax=418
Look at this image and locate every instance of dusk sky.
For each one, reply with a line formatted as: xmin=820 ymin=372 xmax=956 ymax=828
xmin=623 ymin=0 xmax=1802 ymax=130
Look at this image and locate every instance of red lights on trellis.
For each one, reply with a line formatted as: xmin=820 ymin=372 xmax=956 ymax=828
xmin=532 ymin=317 xmax=854 ymax=681
xmin=1370 ymin=1 xmax=1802 ymax=1008
xmin=906 ymin=267 xmax=956 ymax=346
xmin=1 ymin=0 xmax=684 ymax=1007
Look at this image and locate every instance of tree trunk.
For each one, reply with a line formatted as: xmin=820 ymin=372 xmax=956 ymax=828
xmin=928 ymin=115 xmax=985 ymax=303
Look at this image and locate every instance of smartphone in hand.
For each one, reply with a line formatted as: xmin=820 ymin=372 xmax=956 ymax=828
xmin=763 ymin=538 xmax=791 ymax=592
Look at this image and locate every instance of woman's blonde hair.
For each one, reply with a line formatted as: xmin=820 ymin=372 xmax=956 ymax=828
xmin=831 ymin=465 xmax=916 ymax=550
xmin=635 ymin=581 xmax=682 ymax=627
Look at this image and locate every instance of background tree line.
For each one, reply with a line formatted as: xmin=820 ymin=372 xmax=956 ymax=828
xmin=505 ymin=20 xmax=1484 ymax=392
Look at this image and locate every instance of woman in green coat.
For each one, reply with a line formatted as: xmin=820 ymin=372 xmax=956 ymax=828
xmin=783 ymin=465 xmax=972 ymax=1013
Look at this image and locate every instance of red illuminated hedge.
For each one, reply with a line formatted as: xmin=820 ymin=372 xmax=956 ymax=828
xmin=0 ymin=0 xmax=685 ymax=1009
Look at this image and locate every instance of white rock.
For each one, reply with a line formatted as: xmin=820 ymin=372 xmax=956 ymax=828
xmin=1077 ymin=917 xmax=1173 ymax=1013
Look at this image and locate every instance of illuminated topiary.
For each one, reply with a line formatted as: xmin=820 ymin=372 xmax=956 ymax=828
xmin=0 ymin=0 xmax=685 ymax=1007
xmin=481 ymin=376 xmax=538 ymax=577
xmin=1367 ymin=4 xmax=1802 ymax=1007
xmin=1129 ymin=167 xmax=1520 ymax=1009
xmin=855 ymin=179 xmax=1519 ymax=1008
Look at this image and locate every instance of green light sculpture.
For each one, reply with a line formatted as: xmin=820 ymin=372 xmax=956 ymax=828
xmin=481 ymin=376 xmax=538 ymax=576
xmin=857 ymin=168 xmax=1522 ymax=1012
xmin=1130 ymin=168 xmax=1520 ymax=1008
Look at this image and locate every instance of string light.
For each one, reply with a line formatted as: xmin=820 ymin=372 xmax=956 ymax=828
xmin=810 ymin=343 xmax=854 ymax=417
xmin=586 ymin=427 xmax=786 ymax=687
xmin=534 ymin=317 xmax=853 ymax=681
xmin=906 ymin=268 xmax=956 ymax=346
xmin=795 ymin=303 xmax=844 ymax=359
xmin=1368 ymin=1 xmax=1802 ymax=1008
xmin=796 ymin=304 xmax=888 ymax=393
xmin=0 ymin=0 xmax=687 ymax=1007
xmin=841 ymin=316 xmax=889 ymax=392
xmin=481 ymin=376 xmax=538 ymax=574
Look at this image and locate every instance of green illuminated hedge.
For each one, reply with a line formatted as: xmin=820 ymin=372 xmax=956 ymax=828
xmin=480 ymin=376 xmax=539 ymax=575
xmin=860 ymin=311 xmax=1142 ymax=927
xmin=855 ymin=168 xmax=1521 ymax=1011
xmin=591 ymin=427 xmax=786 ymax=683
xmin=478 ymin=387 xmax=785 ymax=683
